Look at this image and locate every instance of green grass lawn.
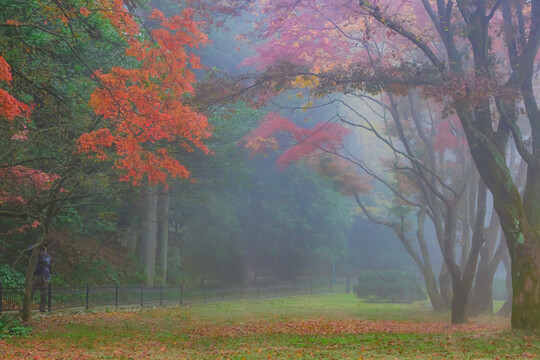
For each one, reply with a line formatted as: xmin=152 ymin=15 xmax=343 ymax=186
xmin=1 ymin=293 xmax=538 ymax=359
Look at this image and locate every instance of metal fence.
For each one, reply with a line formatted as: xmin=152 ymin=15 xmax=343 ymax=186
xmin=0 ymin=279 xmax=347 ymax=313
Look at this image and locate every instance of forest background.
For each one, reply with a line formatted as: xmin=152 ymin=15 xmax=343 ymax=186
xmin=0 ymin=0 xmax=407 ymax=304
xmin=0 ymin=0 xmax=527 ymax=327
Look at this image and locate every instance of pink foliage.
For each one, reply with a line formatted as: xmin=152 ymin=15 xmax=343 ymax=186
xmin=10 ymin=123 xmax=29 ymax=141
xmin=239 ymin=0 xmax=436 ymax=73
xmin=433 ymin=117 xmax=465 ymax=154
xmin=0 ymin=166 xmax=60 ymax=205
xmin=240 ymin=0 xmax=359 ymax=70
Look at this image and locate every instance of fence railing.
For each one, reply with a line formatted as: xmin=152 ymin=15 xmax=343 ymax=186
xmin=0 ymin=279 xmax=347 ymax=313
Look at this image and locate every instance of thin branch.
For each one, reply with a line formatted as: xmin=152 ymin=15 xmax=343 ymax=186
xmin=334 ymin=99 xmax=458 ymax=197
xmin=495 ymin=98 xmax=534 ymax=166
xmin=353 ymin=193 xmax=394 ymax=227
xmin=487 ymin=0 xmax=504 ymax=20
xmin=359 ymin=1 xmax=446 ymax=73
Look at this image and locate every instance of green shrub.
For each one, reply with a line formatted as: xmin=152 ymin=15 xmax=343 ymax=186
xmin=0 ymin=264 xmax=25 ymax=288
xmin=0 ymin=314 xmax=32 ymax=339
xmin=353 ymin=269 xmax=427 ymax=303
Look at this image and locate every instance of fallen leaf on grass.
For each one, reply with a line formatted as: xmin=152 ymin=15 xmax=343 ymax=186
xmin=189 ymin=318 xmax=509 ymax=338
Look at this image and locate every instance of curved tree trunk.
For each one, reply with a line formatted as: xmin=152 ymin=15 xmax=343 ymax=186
xmin=416 ymin=211 xmax=446 ymax=311
xmin=22 ymin=234 xmax=46 ymax=322
xmin=438 ymin=263 xmax=452 ymax=308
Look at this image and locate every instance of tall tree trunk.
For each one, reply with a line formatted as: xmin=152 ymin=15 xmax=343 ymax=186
xmin=494 ymin=148 xmax=524 ymax=318
xmin=474 ymin=237 xmax=506 ymax=315
xmin=474 ymin=250 xmax=496 ymax=314
xmin=157 ymin=185 xmax=170 ymax=285
xmin=463 ymin=120 xmax=540 ymax=329
xmin=416 ymin=211 xmax=446 ymax=311
xmin=473 ymin=210 xmax=504 ymax=314
xmin=509 ymin=229 xmax=540 ymax=329
xmin=439 ymin=263 xmax=452 ymax=308
xmin=498 ymin=250 xmax=513 ymax=317
xmin=143 ymin=185 xmax=158 ymax=286
xmin=451 ymin=284 xmax=469 ymax=324
xmin=123 ymin=215 xmax=141 ymax=250
xmin=446 ymin=179 xmax=487 ymax=323
xmin=22 ymin=231 xmax=49 ymax=322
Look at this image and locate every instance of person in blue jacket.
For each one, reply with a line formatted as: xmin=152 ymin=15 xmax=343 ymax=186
xmin=32 ymin=244 xmax=51 ymax=312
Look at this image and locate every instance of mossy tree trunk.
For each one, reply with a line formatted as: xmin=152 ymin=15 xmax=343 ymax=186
xmin=445 ymin=0 xmax=540 ymax=329
xmin=460 ymin=111 xmax=540 ymax=329
xmin=360 ymin=0 xmax=540 ymax=329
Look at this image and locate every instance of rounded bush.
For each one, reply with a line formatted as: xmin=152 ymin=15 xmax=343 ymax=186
xmin=353 ymin=269 xmax=427 ymax=303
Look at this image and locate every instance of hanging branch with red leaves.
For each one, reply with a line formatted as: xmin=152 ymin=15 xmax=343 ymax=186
xmin=0 ymin=55 xmax=31 ymax=121
xmin=243 ymin=111 xmax=371 ymax=194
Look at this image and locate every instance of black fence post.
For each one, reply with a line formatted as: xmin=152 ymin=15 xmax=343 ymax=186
xmin=86 ymin=283 xmax=89 ymax=310
xmin=115 ymin=283 xmax=119 ymax=307
xmin=180 ymin=284 xmax=183 ymax=305
xmin=47 ymin=283 xmax=52 ymax=312
xmin=140 ymin=286 xmax=144 ymax=307
xmin=0 ymin=282 xmax=3 ymax=313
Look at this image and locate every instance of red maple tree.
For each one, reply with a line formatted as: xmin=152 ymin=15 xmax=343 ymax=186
xmin=0 ymin=55 xmax=31 ymax=121
xmin=243 ymin=111 xmax=370 ymax=194
xmin=77 ymin=5 xmax=211 ymax=185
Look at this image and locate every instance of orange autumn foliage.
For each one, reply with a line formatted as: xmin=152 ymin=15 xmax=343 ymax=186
xmin=77 ymin=6 xmax=211 ymax=185
xmin=308 ymin=156 xmax=373 ymax=196
xmin=0 ymin=55 xmax=31 ymax=121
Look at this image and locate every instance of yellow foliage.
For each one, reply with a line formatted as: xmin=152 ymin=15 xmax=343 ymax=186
xmin=292 ymin=75 xmax=320 ymax=88
xmin=302 ymin=101 xmax=314 ymax=111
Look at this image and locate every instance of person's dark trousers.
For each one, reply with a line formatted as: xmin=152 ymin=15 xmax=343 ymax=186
xmin=32 ymin=274 xmax=48 ymax=312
